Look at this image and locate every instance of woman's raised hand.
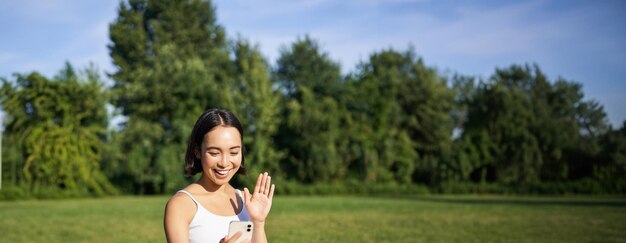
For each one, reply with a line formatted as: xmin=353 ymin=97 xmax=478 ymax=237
xmin=243 ymin=172 xmax=275 ymax=224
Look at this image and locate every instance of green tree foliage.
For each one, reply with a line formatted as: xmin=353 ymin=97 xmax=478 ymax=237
xmin=458 ymin=64 xmax=610 ymax=184
xmin=346 ymin=49 xmax=454 ymax=184
xmin=274 ymin=36 xmax=349 ymax=183
xmin=1 ymin=1 xmax=621 ymax=197
xmin=596 ymin=122 xmax=626 ymax=183
xmin=107 ymin=0 xmax=230 ymax=193
xmin=0 ymin=63 xmax=116 ymax=196
xmin=228 ymin=38 xmax=284 ymax=180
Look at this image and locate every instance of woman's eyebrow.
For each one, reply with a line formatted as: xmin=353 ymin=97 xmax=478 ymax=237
xmin=206 ymin=145 xmax=241 ymax=150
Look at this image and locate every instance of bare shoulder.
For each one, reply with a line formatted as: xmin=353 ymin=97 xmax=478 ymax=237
xmin=167 ymin=192 xmax=192 ymax=207
xmin=165 ymin=191 xmax=196 ymax=222
xmin=164 ymin=191 xmax=197 ymax=242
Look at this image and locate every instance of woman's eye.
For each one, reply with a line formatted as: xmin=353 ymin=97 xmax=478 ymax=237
xmin=208 ymin=152 xmax=219 ymax=156
xmin=230 ymin=152 xmax=239 ymax=156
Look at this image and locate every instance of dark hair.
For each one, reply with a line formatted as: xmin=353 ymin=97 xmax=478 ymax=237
xmin=184 ymin=108 xmax=247 ymax=177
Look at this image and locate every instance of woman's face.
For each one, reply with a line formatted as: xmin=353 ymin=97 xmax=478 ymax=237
xmin=197 ymin=126 xmax=242 ymax=186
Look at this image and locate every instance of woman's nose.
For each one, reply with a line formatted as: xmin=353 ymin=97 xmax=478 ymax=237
xmin=218 ymin=155 xmax=230 ymax=166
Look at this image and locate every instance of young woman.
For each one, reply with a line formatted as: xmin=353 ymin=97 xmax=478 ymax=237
xmin=164 ymin=108 xmax=275 ymax=243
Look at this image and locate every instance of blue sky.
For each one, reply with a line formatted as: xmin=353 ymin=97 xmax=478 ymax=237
xmin=0 ymin=0 xmax=625 ymax=127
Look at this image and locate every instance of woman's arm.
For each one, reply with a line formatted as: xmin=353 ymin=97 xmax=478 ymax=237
xmin=244 ymin=172 xmax=276 ymax=243
xmin=164 ymin=194 xmax=194 ymax=243
xmin=251 ymin=221 xmax=267 ymax=243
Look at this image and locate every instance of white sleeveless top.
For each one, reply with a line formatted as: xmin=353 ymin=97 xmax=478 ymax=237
xmin=177 ymin=190 xmax=250 ymax=243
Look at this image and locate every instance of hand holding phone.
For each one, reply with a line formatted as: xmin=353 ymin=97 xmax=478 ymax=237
xmin=227 ymin=221 xmax=253 ymax=243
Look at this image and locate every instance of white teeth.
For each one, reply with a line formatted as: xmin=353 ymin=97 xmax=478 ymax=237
xmin=215 ymin=169 xmax=230 ymax=175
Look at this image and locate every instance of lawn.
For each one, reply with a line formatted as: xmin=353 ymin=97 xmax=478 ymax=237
xmin=0 ymin=194 xmax=624 ymax=242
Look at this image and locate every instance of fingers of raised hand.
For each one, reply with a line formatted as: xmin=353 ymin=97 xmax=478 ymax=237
xmin=264 ymin=174 xmax=271 ymax=195
xmin=268 ymin=183 xmax=275 ymax=200
xmin=255 ymin=172 xmax=269 ymax=195
xmin=260 ymin=172 xmax=267 ymax=194
xmin=253 ymin=172 xmax=275 ymax=199
xmin=255 ymin=173 xmax=263 ymax=194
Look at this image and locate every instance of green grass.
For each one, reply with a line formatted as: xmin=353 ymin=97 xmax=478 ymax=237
xmin=0 ymin=195 xmax=625 ymax=242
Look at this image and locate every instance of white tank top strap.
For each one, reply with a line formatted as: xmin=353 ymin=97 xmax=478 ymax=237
xmin=177 ymin=190 xmax=201 ymax=206
xmin=235 ymin=189 xmax=244 ymax=199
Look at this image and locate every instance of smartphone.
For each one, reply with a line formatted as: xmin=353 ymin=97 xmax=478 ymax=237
xmin=228 ymin=221 xmax=253 ymax=243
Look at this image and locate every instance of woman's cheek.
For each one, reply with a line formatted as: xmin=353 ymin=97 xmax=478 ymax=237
xmin=234 ymin=155 xmax=243 ymax=166
xmin=203 ymin=156 xmax=219 ymax=165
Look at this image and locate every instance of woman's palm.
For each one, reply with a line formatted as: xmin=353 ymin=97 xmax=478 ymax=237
xmin=244 ymin=173 xmax=275 ymax=223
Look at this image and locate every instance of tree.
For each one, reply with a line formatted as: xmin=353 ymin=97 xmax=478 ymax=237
xmin=228 ymin=38 xmax=284 ymax=182
xmin=459 ymin=64 xmax=610 ymax=184
xmin=0 ymin=63 xmax=116 ymax=195
xmin=108 ymin=0 xmax=231 ymax=193
xmin=596 ymin=121 xmax=626 ymax=191
xmin=274 ymin=36 xmax=349 ymax=183
xmin=346 ymin=48 xmax=454 ymax=184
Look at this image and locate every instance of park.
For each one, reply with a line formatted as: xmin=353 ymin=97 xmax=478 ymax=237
xmin=1 ymin=1 xmax=625 ymax=242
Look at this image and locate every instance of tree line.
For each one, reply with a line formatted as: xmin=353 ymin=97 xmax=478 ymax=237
xmin=1 ymin=0 xmax=624 ymax=198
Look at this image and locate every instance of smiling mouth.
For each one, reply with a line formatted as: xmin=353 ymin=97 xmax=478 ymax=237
xmin=214 ymin=169 xmax=231 ymax=175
